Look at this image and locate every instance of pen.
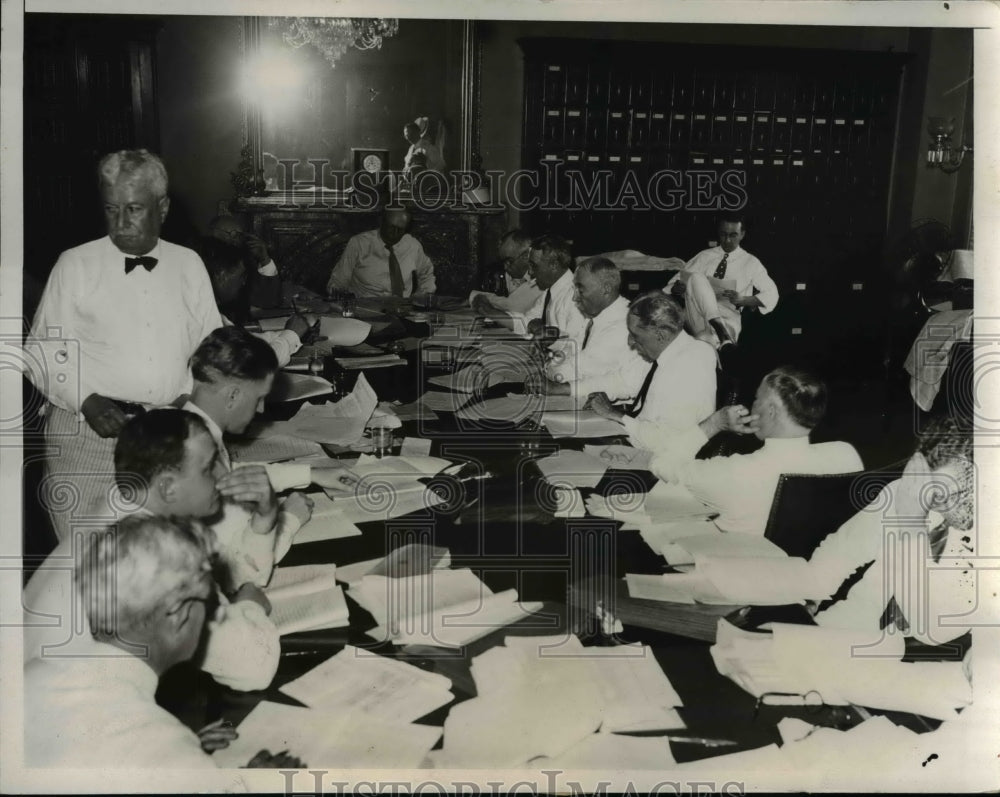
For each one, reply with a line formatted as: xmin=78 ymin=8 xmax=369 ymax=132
xmin=663 ymin=735 xmax=739 ymax=747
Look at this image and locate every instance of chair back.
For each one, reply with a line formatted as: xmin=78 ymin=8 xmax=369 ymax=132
xmin=763 ymin=471 xmax=864 ymax=559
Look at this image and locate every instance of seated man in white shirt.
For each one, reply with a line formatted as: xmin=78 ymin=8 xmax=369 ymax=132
xmin=522 ymin=234 xmax=588 ymax=345
xmin=470 ymin=228 xmax=543 ymax=316
xmin=666 ymin=214 xmax=779 ymax=348
xmin=531 ymin=256 xmax=646 ymax=402
xmin=207 ymin=214 xmax=284 ymax=309
xmin=23 ymin=409 xmax=281 ymax=692
xmin=327 ymin=207 xmax=436 ymax=300
xmin=704 ymin=415 xmax=975 ymax=647
xmin=24 ymin=513 xmax=305 ymax=773
xmin=586 ymin=292 xmax=717 ymax=451
xmin=650 ymin=366 xmax=864 ymax=535
xmin=183 ymin=327 xmax=356 ymax=589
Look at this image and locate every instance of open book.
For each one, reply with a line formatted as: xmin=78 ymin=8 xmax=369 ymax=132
xmin=265 ymin=564 xmax=350 ymax=635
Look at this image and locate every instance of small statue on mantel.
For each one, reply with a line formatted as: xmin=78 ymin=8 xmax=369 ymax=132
xmin=403 ymin=116 xmax=446 ymax=176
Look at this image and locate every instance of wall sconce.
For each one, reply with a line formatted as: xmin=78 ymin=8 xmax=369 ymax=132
xmin=927 ymin=116 xmax=972 ymax=174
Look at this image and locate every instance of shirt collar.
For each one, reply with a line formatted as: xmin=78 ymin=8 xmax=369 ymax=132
xmin=108 ymin=236 xmax=162 ymax=260
xmin=550 ymin=268 xmax=574 ymax=294
xmin=761 ymin=436 xmax=811 ymax=449
xmin=656 ymin=329 xmax=691 ymax=365
xmin=183 ymin=400 xmax=227 ymax=463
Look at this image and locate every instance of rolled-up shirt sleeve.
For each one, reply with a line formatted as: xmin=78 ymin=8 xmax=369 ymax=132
xmin=200 ymin=597 xmax=280 ymax=691
xmin=750 ymin=259 xmax=779 ymax=314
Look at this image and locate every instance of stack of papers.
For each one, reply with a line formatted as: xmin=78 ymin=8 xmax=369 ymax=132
xmin=256 ymin=373 xmax=377 ymax=446
xmin=228 ymin=433 xmax=324 ymax=464
xmin=265 ymin=564 xmax=350 ymax=635
xmin=455 ymin=395 xmax=543 ymax=424
xmin=436 ymin=634 xmax=683 ymax=767
xmin=586 ymin=481 xmax=713 ymax=528
xmin=542 ymin=410 xmax=625 ymax=438
xmin=626 ymin=572 xmax=735 ymax=606
xmin=660 ymin=533 xmax=788 ymax=567
xmin=334 ymin=543 xmax=452 ymax=586
xmin=350 ymin=568 xmax=543 ymax=648
xmin=334 ymin=354 xmax=406 ymax=369
xmin=323 ymin=454 xmax=451 ymax=523
xmin=280 ymin=644 xmax=454 ymax=721
xmin=535 ymin=449 xmax=608 ymax=489
xmin=211 ymin=702 xmax=440 ymax=770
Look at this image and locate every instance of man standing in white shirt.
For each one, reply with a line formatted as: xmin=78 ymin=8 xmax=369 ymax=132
xmin=470 ymin=228 xmax=543 ymax=316
xmin=24 ymin=513 xmax=305 ymax=774
xmin=532 ymin=257 xmax=646 ymax=402
xmin=650 ymin=366 xmax=863 ymax=535
xmin=667 ymin=214 xmax=779 ymax=347
xmin=28 ymin=149 xmax=222 ymax=541
xmin=522 ymin=234 xmax=588 ymax=345
xmin=586 ymin=292 xmax=717 ymax=450
xmin=327 ymin=207 xmax=436 ymax=300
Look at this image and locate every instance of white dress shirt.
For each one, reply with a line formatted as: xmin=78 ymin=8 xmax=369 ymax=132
xmin=546 ymin=296 xmax=646 ymax=400
xmin=29 ymin=236 xmax=222 ymax=413
xmin=652 ymin=435 xmax=863 ymax=535
xmin=618 ymin=331 xmax=718 ymax=451
xmin=328 ymin=229 xmax=436 ymax=298
xmin=24 ymin=641 xmax=249 ymax=785
xmin=521 ymin=268 xmax=589 ymax=346
xmin=668 ymin=244 xmax=779 ymax=314
xmin=221 ymin=314 xmax=301 ymax=368
xmin=22 ymin=510 xmax=281 ymax=693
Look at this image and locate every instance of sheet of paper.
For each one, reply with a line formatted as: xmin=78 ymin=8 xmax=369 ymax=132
xmin=258 ymin=315 xmax=291 ymax=331
xmin=542 ymin=410 xmax=624 ymax=438
xmin=259 ymin=374 xmax=376 ymax=446
xmin=334 ymin=354 xmax=405 ymax=369
xmin=228 ymin=434 xmax=324 ymax=463
xmin=638 ymin=519 xmax=718 ymax=553
xmin=536 ymin=449 xmax=608 ymax=489
xmin=400 ymin=437 xmax=433 ymax=457
xmin=663 ymin=533 xmax=789 ymax=566
xmin=625 ymin=572 xmax=734 ymax=605
xmin=428 ymin=364 xmax=494 ymax=393
xmin=291 ymin=495 xmax=363 ymax=545
xmin=386 ymin=400 xmax=438 ymax=421
xmin=268 ymin=372 xmax=333 ymax=402
xmin=318 ymin=315 xmax=371 ymax=346
xmin=212 ymin=702 xmax=441 ymax=770
xmin=420 ymin=390 xmax=471 ymax=412
xmin=334 ymin=546 xmax=451 ymax=585
xmin=328 ymin=486 xmax=444 ymax=523
xmin=552 ymin=486 xmax=587 ymax=517
xmin=697 ymin=556 xmax=813 ymax=605
xmin=456 ymin=395 xmax=542 ymax=424
xmin=540 ymin=732 xmax=676 ymax=770
xmin=583 ymin=444 xmax=653 ymax=470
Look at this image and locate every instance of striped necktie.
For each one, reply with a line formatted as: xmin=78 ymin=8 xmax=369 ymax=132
xmin=713 ymin=252 xmax=729 ymax=280
xmin=625 ymin=361 xmax=659 ymax=417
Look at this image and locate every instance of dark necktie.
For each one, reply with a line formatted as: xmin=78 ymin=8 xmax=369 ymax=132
xmin=712 ymin=252 xmax=729 ymax=280
xmin=582 ymin=319 xmax=594 ymax=350
xmin=625 ymin=360 xmax=659 ymax=417
xmin=124 ymin=256 xmax=158 ymax=274
xmin=877 ymin=521 xmax=950 ymax=633
xmin=386 ymin=244 xmax=405 ymax=297
xmin=541 ymin=289 xmax=552 ymax=326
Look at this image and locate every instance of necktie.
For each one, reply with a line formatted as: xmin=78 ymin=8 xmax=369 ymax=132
xmin=386 ymin=245 xmax=405 ymax=297
xmin=712 ymin=252 xmax=729 ymax=280
xmin=582 ymin=319 xmax=594 ymax=350
xmin=124 ymin=256 xmax=158 ymax=274
xmin=625 ymin=361 xmax=659 ymax=417
xmin=541 ymin=289 xmax=552 ymax=326
xmin=877 ymin=521 xmax=950 ymax=633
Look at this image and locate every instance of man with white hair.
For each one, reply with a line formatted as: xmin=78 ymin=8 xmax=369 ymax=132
xmin=28 ymin=149 xmax=222 ymax=541
xmin=24 ymin=514 xmax=305 ymax=774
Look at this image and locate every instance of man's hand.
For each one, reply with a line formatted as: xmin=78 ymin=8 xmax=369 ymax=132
xmin=670 ymin=280 xmax=686 ymax=296
xmin=282 ymin=491 xmax=314 ymax=526
xmin=584 ymin=392 xmax=624 ymax=421
xmin=471 ymin=294 xmax=496 ymax=315
xmin=245 ymin=749 xmax=306 ymax=769
xmin=80 ymin=393 xmax=128 ymax=438
xmin=217 ymin=465 xmax=277 ymax=534
xmin=243 ymin=233 xmax=271 ymax=269
xmin=233 ymin=582 xmax=271 ymax=614
xmin=309 ymin=461 xmax=359 ymax=492
xmin=197 ymin=718 xmax=237 ymax=753
xmin=526 ymin=318 xmax=545 ymax=337
xmin=284 ymin=312 xmax=318 ymax=340
xmin=701 ymin=404 xmax=758 ymax=438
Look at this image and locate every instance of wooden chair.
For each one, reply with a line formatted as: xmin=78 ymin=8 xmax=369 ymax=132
xmin=762 ymin=471 xmax=866 ymax=559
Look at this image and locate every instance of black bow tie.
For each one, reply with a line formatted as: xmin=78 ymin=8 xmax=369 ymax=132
xmin=124 ymin=256 xmax=158 ymax=274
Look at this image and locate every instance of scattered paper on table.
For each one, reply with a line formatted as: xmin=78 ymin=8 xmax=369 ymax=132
xmin=228 ymin=434 xmax=325 ymax=464
xmin=268 ymin=372 xmax=333 ymax=402
xmin=400 ymin=437 xmax=433 ymax=457
xmin=662 ymin=533 xmax=788 ymax=566
xmin=456 ymin=395 xmax=543 ymax=424
xmin=291 ymin=494 xmax=363 ymax=545
xmin=542 ymin=410 xmax=624 ymax=438
xmin=536 ymin=449 xmax=608 ymax=489
xmin=626 ymin=572 xmax=735 ymax=605
xmin=265 ymin=564 xmax=350 ymax=635
xmin=318 ymin=316 xmax=371 ymax=346
xmin=584 ymin=444 xmax=653 ymax=470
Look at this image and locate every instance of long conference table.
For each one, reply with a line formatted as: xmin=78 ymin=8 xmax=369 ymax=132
xmin=154 ymin=292 xmax=929 ymax=774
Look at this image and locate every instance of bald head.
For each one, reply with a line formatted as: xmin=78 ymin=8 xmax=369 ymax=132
xmin=380 ymin=208 xmax=411 ymax=248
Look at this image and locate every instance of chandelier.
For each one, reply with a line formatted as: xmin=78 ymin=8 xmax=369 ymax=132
xmin=270 ymin=17 xmax=399 ymax=68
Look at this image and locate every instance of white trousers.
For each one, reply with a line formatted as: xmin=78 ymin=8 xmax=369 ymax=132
xmin=684 ymin=273 xmax=742 ymax=346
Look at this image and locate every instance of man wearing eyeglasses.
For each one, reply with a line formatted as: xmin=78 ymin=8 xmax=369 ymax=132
xmin=469 ymin=228 xmax=543 ymax=316
xmin=24 ymin=514 xmax=305 ymax=776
